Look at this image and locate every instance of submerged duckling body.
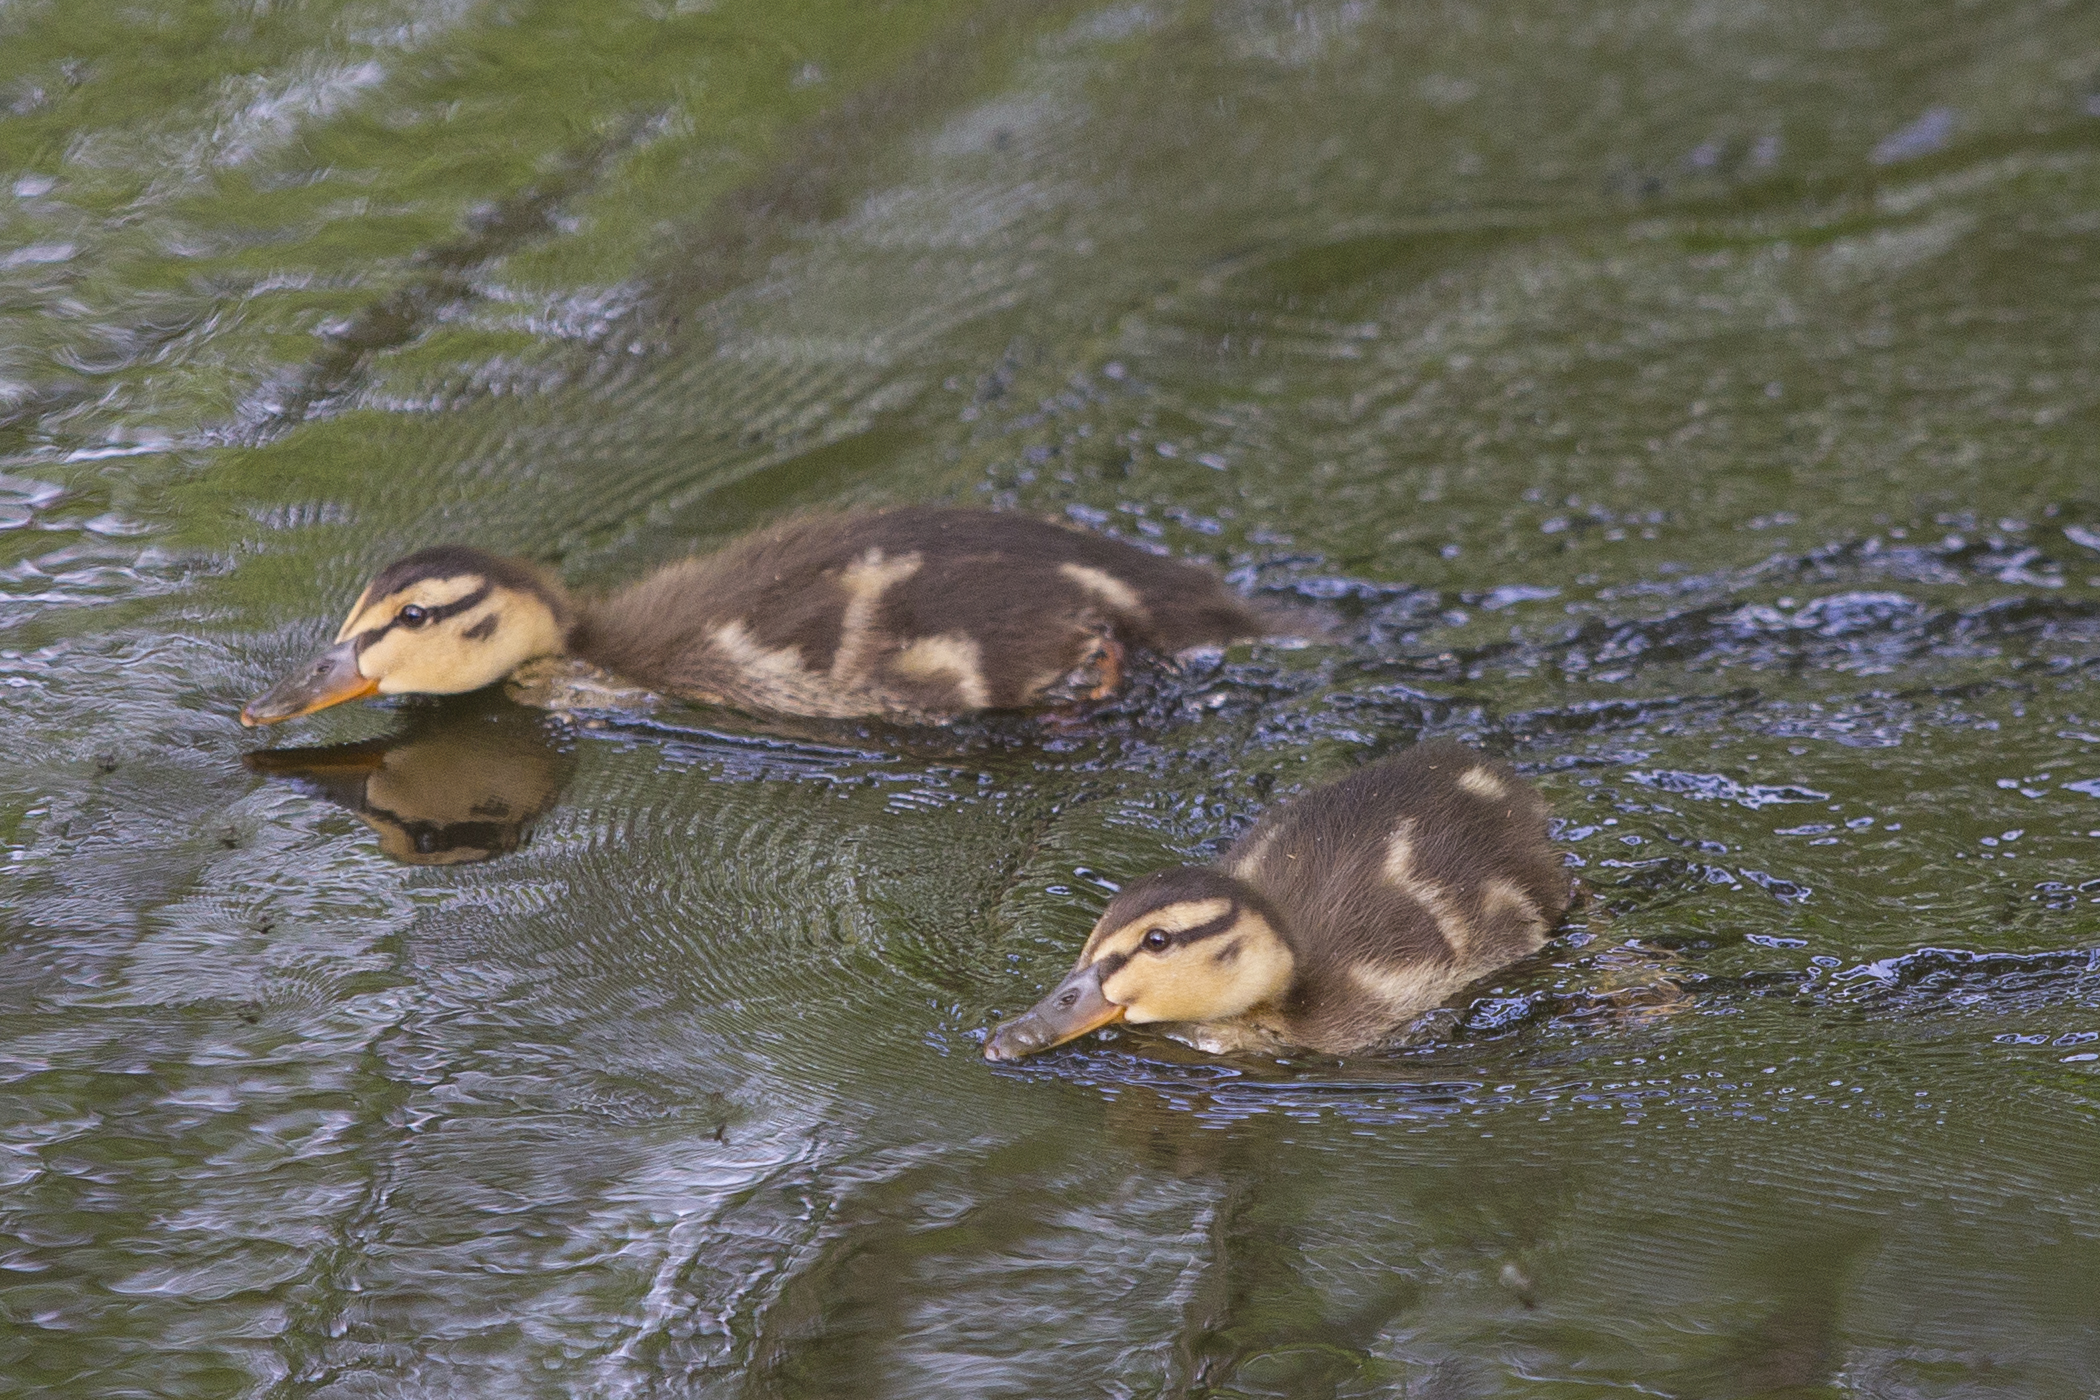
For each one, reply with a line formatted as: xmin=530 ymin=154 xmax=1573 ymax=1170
xmin=241 ymin=507 xmax=1268 ymax=726
xmin=984 ymin=740 xmax=1567 ymax=1059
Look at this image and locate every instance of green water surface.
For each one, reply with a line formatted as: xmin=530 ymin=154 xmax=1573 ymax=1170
xmin=4 ymin=1 xmax=2100 ymax=1395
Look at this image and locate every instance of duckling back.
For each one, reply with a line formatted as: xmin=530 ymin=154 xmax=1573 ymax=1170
xmin=1224 ymin=740 xmax=1567 ymax=1052
xmin=570 ymin=507 xmax=1268 ymax=720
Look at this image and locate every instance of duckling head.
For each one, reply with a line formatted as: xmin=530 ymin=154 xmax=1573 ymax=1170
xmin=241 ymin=547 xmax=570 ymax=726
xmin=983 ymin=866 xmax=1295 ymax=1061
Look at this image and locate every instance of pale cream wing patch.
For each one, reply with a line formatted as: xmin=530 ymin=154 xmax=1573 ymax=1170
xmin=1456 ymin=766 xmax=1507 ymax=801
xmin=893 ymin=633 xmax=991 ymax=709
xmin=831 ymin=547 xmax=924 ymax=685
xmin=1058 ymin=563 xmax=1149 ymax=621
xmin=1347 ymin=961 xmax=1463 ymax=1018
xmin=1383 ymin=819 xmax=1475 ymax=959
xmin=1229 ymin=825 xmax=1279 ymax=883
xmin=710 ymin=620 xmax=810 ymax=682
xmin=707 ymin=620 xmax=864 ymax=716
xmin=1479 ymin=877 xmax=1549 ymax=950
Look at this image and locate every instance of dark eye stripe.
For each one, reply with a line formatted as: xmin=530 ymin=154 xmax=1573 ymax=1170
xmin=1174 ymin=905 xmax=1240 ymax=943
xmin=353 ymin=582 xmax=491 ymax=653
xmin=417 ymin=582 xmax=491 ymax=626
xmin=1096 ymin=903 xmax=1240 ymax=969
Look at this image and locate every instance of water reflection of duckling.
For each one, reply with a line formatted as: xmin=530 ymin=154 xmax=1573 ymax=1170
xmin=1559 ymin=936 xmax=1697 ymax=1026
xmin=986 ymin=740 xmax=1570 ymax=1060
xmin=243 ymin=703 xmax=573 ymax=865
xmin=240 ymin=507 xmax=1271 ymax=727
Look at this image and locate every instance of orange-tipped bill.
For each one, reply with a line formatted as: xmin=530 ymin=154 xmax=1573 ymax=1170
xmin=984 ymin=960 xmax=1126 ymax=1061
xmin=241 ymin=640 xmax=378 ymax=727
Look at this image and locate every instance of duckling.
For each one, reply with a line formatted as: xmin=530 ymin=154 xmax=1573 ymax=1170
xmin=240 ymin=506 xmax=1271 ymax=727
xmin=983 ymin=740 xmax=1568 ymax=1060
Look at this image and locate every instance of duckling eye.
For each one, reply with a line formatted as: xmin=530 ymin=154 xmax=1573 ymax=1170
xmin=396 ymin=604 xmax=430 ymax=628
xmin=1142 ymin=928 xmax=1171 ymax=953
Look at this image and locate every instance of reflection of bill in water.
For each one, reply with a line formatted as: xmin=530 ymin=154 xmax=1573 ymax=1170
xmin=243 ymin=698 xmax=574 ymax=865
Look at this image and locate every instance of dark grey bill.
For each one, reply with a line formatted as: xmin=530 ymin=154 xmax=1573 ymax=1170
xmin=240 ymin=639 xmax=377 ymax=727
xmin=983 ymin=960 xmax=1125 ymax=1061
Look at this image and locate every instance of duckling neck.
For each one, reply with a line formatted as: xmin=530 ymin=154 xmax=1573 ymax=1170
xmin=559 ymin=587 xmax=703 ymax=698
xmin=560 ymin=597 xmax=625 ymax=674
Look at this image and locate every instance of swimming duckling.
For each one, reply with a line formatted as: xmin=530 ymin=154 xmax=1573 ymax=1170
xmin=983 ymin=740 xmax=1568 ymax=1060
xmin=240 ymin=507 xmax=1270 ymax=726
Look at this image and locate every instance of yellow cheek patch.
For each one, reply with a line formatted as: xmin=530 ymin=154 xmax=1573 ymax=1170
xmin=363 ymin=628 xmax=505 ymax=694
xmin=342 ymin=585 xmax=566 ymax=698
xmin=1100 ymin=909 xmax=1293 ymax=1026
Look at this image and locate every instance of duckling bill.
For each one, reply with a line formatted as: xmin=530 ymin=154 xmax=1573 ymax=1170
xmin=242 ymin=507 xmax=1270 ymax=726
xmin=985 ymin=741 xmax=1568 ymax=1060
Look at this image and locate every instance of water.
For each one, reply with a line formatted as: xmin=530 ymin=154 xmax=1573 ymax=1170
xmin=5 ymin=1 xmax=2100 ymax=1394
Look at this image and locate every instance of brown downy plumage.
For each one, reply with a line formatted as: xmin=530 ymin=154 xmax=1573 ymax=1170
xmin=984 ymin=740 xmax=1569 ymax=1060
xmin=240 ymin=506 xmax=1271 ymax=726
